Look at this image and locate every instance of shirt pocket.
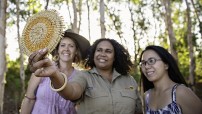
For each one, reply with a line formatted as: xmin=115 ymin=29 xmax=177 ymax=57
xmin=115 ymin=90 xmax=137 ymax=114
xmin=120 ymin=90 xmax=137 ymax=100
xmin=84 ymin=88 xmax=110 ymax=112
xmin=85 ymin=88 xmax=108 ymax=98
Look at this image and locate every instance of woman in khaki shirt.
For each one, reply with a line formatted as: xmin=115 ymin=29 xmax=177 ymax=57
xmin=28 ymin=38 xmax=143 ymax=114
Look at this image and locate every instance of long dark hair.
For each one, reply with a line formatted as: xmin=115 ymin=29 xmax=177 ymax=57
xmin=139 ymin=45 xmax=188 ymax=92
xmin=85 ymin=38 xmax=133 ymax=75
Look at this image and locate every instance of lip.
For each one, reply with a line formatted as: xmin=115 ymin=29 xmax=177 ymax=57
xmin=63 ymin=53 xmax=70 ymax=56
xmin=98 ymin=59 xmax=106 ymax=63
xmin=62 ymin=50 xmax=70 ymax=55
xmin=146 ymin=71 xmax=154 ymax=76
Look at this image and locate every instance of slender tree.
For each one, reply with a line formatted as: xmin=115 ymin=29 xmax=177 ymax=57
xmin=100 ymin=0 xmax=105 ymax=38
xmin=190 ymin=0 xmax=202 ymax=39
xmin=45 ymin=0 xmax=50 ymax=10
xmin=87 ymin=0 xmax=91 ymax=40
xmin=72 ymin=0 xmax=78 ymax=32
xmin=185 ymin=0 xmax=196 ymax=90
xmin=0 ymin=0 xmax=7 ymax=113
xmin=16 ymin=0 xmax=26 ymax=100
xmin=161 ymin=0 xmax=178 ymax=61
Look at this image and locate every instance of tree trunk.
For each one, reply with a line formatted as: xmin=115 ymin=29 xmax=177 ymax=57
xmin=78 ymin=0 xmax=82 ymax=32
xmin=45 ymin=0 xmax=50 ymax=10
xmin=100 ymin=0 xmax=105 ymax=38
xmin=17 ymin=0 xmax=26 ymax=98
xmin=66 ymin=0 xmax=73 ymax=28
xmin=72 ymin=0 xmax=78 ymax=33
xmin=87 ymin=0 xmax=91 ymax=41
xmin=185 ymin=0 xmax=196 ymax=91
xmin=161 ymin=0 xmax=178 ymax=62
xmin=0 ymin=0 xmax=7 ymax=113
xmin=128 ymin=0 xmax=139 ymax=70
xmin=190 ymin=0 xmax=202 ymax=40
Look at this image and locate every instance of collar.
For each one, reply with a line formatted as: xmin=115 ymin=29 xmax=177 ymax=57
xmin=89 ymin=67 xmax=121 ymax=79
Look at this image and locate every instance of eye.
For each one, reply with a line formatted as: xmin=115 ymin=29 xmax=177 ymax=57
xmin=106 ymin=49 xmax=112 ymax=53
xmin=148 ymin=58 xmax=156 ymax=65
xmin=60 ymin=44 xmax=65 ymax=47
xmin=139 ymin=61 xmax=146 ymax=66
xmin=96 ymin=48 xmax=102 ymax=52
xmin=69 ymin=44 xmax=75 ymax=48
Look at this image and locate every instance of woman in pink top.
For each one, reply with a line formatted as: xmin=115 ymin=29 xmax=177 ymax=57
xmin=20 ymin=29 xmax=90 ymax=114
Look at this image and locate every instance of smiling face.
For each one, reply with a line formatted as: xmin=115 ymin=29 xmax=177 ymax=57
xmin=58 ymin=37 xmax=77 ymax=63
xmin=94 ymin=40 xmax=115 ymax=70
xmin=141 ymin=49 xmax=168 ymax=82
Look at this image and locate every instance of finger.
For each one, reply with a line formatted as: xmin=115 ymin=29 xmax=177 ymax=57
xmin=34 ymin=68 xmax=44 ymax=76
xmin=32 ymin=48 xmax=49 ymax=64
xmin=33 ymin=58 xmax=52 ymax=68
xmin=34 ymin=66 xmax=57 ymax=77
xmin=28 ymin=51 xmax=38 ymax=64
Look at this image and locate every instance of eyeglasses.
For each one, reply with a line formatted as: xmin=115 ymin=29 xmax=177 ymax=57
xmin=139 ymin=57 xmax=161 ymax=68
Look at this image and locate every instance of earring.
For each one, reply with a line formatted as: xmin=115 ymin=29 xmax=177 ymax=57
xmin=53 ymin=55 xmax=59 ymax=61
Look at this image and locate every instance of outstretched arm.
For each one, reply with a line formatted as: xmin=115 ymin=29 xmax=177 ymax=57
xmin=28 ymin=48 xmax=83 ymax=100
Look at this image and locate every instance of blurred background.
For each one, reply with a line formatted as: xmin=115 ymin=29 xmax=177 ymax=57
xmin=0 ymin=0 xmax=202 ymax=114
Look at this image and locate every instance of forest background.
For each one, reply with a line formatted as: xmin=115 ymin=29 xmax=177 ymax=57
xmin=0 ymin=0 xmax=202 ymax=114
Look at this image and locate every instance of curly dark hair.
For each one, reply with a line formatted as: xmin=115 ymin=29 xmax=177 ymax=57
xmin=139 ymin=45 xmax=188 ymax=92
xmin=85 ymin=38 xmax=133 ymax=75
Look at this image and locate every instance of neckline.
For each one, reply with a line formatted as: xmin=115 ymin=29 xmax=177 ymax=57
xmin=147 ymin=102 xmax=175 ymax=112
xmin=146 ymin=84 xmax=179 ymax=111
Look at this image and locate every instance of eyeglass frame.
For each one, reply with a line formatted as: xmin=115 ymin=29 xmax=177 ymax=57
xmin=139 ymin=57 xmax=162 ymax=68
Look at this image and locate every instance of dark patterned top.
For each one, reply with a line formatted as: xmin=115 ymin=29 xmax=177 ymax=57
xmin=145 ymin=84 xmax=182 ymax=114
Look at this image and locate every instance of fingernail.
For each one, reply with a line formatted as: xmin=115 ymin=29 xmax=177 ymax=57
xmin=39 ymin=49 xmax=43 ymax=53
xmin=42 ymin=48 xmax=47 ymax=52
xmin=40 ymin=68 xmax=44 ymax=71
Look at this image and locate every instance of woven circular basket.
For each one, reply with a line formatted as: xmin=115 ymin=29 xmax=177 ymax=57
xmin=20 ymin=9 xmax=64 ymax=56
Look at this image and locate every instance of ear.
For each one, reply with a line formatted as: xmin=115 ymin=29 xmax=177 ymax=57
xmin=164 ymin=64 xmax=169 ymax=70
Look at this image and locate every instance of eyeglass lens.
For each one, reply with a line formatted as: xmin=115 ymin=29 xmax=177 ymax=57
xmin=140 ymin=58 xmax=160 ymax=67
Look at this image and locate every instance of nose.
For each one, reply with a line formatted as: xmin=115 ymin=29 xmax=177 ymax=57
xmin=100 ymin=52 xmax=106 ymax=56
xmin=65 ymin=45 xmax=70 ymax=50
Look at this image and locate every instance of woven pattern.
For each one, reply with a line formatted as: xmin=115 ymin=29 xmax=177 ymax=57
xmin=20 ymin=9 xmax=64 ymax=56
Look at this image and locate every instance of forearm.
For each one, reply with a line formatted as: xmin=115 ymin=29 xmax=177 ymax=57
xmin=50 ymin=71 xmax=82 ymax=100
xmin=20 ymin=97 xmax=36 ymax=114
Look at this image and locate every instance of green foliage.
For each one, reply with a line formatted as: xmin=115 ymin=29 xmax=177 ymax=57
xmin=131 ymin=0 xmax=141 ymax=5
xmin=195 ymin=58 xmax=202 ymax=82
xmin=130 ymin=67 xmax=141 ymax=83
xmin=53 ymin=0 xmax=66 ymax=4
xmin=6 ymin=58 xmax=21 ymax=90
xmin=6 ymin=57 xmax=31 ymax=91
xmin=7 ymin=0 xmax=42 ymax=26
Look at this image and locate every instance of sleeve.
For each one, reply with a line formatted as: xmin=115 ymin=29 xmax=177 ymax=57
xmin=71 ymin=70 xmax=88 ymax=103
xmin=135 ymin=90 xmax=143 ymax=113
xmin=71 ymin=70 xmax=87 ymax=91
xmin=130 ymin=76 xmax=143 ymax=113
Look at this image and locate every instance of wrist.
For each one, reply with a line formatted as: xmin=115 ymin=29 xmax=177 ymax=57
xmin=50 ymin=70 xmax=61 ymax=79
xmin=50 ymin=72 xmax=67 ymax=92
xmin=24 ymin=94 xmax=36 ymax=100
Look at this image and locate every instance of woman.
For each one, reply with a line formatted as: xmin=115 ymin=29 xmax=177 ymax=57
xmin=139 ymin=45 xmax=202 ymax=114
xmin=20 ymin=29 xmax=90 ymax=114
xmin=27 ymin=38 xmax=143 ymax=114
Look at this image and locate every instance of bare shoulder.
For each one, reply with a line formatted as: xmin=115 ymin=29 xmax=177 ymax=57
xmin=176 ymin=84 xmax=202 ymax=114
xmin=176 ymin=84 xmax=192 ymax=95
xmin=176 ymin=84 xmax=200 ymax=100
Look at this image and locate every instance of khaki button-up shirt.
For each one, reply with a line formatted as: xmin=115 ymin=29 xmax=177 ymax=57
xmin=72 ymin=68 xmax=142 ymax=114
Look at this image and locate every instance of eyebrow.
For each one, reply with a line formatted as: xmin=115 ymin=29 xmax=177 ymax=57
xmin=141 ymin=57 xmax=156 ymax=61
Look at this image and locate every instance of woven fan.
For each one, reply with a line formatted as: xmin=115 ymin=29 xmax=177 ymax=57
xmin=20 ymin=9 xmax=64 ymax=56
